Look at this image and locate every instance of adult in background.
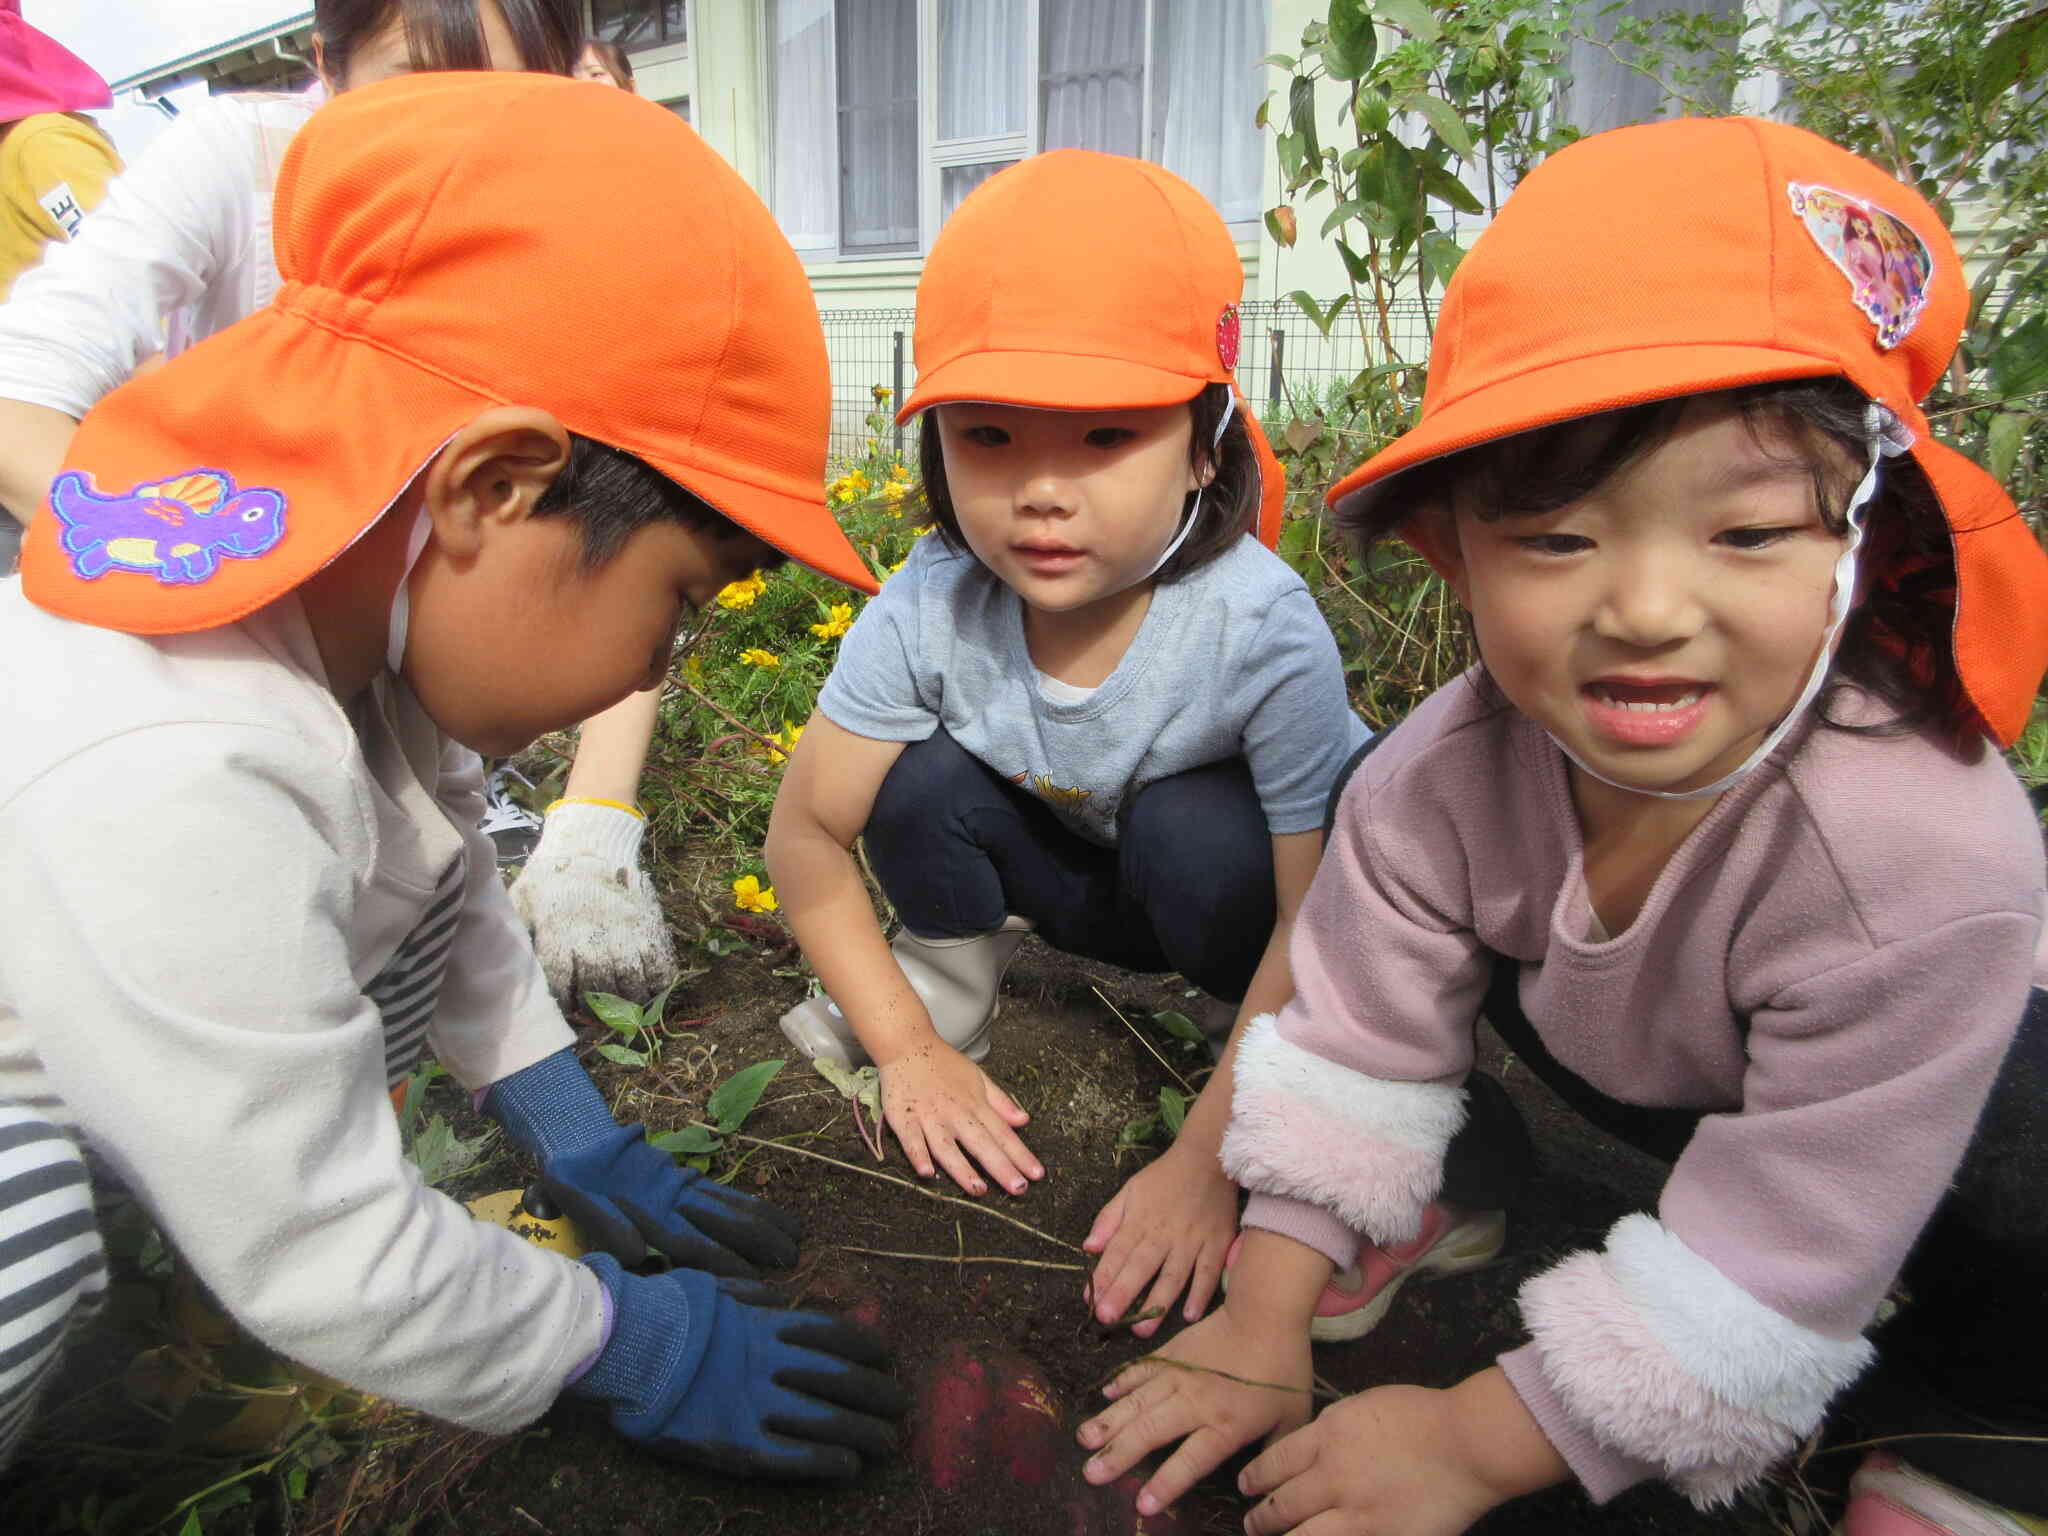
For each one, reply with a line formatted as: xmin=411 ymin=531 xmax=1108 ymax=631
xmin=575 ymin=37 xmax=634 ymax=90
xmin=0 ymin=0 xmax=694 ymax=1011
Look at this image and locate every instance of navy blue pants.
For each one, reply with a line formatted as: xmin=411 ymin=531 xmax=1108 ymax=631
xmin=863 ymin=727 xmax=1274 ymax=1003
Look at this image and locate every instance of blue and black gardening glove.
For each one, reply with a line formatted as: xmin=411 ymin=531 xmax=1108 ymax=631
xmin=486 ymin=1047 xmax=800 ymax=1277
xmin=570 ymin=1253 xmax=904 ymax=1481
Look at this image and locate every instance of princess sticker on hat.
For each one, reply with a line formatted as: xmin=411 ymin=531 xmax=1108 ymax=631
xmin=49 ymin=468 xmax=288 ymax=586
xmin=1788 ymin=182 xmax=1934 ymax=350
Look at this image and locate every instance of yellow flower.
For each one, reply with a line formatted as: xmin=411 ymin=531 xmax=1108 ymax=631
xmin=845 ymin=469 xmax=871 ymax=494
xmin=809 ymin=602 xmax=854 ymax=641
xmin=682 ymin=654 xmax=704 ymax=683
xmin=871 ymin=383 xmax=893 ymax=404
xmin=885 ymin=555 xmax=909 ymax=575
xmin=888 ymin=460 xmax=911 ymax=481
xmin=732 ymin=875 xmax=778 ymax=914
xmin=737 ymin=647 xmax=781 ymax=668
xmin=716 ymin=571 xmax=768 ymax=610
xmin=760 ymin=720 xmax=805 ymax=765
xmin=883 ymin=479 xmax=909 ymax=505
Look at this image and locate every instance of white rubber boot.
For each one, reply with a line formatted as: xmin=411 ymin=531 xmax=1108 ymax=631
xmin=778 ymin=915 xmax=1035 ymax=1068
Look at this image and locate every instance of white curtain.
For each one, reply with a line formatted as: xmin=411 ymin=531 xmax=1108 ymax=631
xmin=838 ymin=0 xmax=920 ymax=249
xmin=1040 ymin=0 xmax=1143 ymax=157
xmin=772 ymin=0 xmax=836 ymax=250
xmin=939 ymin=0 xmax=1027 ymax=139
xmin=1153 ymin=0 xmax=1268 ymax=223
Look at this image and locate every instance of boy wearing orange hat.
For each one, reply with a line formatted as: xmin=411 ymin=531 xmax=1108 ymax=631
xmin=0 ymin=73 xmax=900 ymax=1476
xmin=1078 ymin=120 xmax=2048 ymax=1535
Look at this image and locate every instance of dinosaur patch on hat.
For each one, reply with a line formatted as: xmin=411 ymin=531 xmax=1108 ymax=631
xmin=49 ymin=468 xmax=288 ymax=586
xmin=1788 ymin=183 xmax=1934 ymax=350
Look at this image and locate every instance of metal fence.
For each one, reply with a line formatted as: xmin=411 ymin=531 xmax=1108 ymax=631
xmin=818 ymin=296 xmax=1436 ymax=461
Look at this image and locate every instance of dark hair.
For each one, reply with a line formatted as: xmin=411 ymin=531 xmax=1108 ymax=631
xmin=1338 ymin=378 xmax=1971 ymax=743
xmin=532 ymin=433 xmax=779 ymax=571
xmin=582 ymin=39 xmax=634 ymax=88
xmin=313 ymin=0 xmax=582 ymax=82
xmin=915 ymin=383 xmax=1258 ymax=583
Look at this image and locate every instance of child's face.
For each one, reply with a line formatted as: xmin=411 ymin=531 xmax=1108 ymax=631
xmin=405 ymin=515 xmax=773 ymax=757
xmin=1422 ymin=398 xmax=1855 ymax=798
xmin=935 ymin=403 xmax=1207 ymax=614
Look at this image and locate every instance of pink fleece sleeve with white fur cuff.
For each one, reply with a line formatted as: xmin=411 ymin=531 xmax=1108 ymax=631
xmin=1221 ymin=1012 xmax=1467 ymax=1246
xmin=1509 ymin=1213 xmax=1875 ymax=1509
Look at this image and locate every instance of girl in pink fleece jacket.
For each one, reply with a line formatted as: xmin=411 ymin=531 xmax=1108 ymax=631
xmin=1074 ymin=119 xmax=2048 ymax=1536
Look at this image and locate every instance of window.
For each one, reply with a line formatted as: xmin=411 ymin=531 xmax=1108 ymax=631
xmin=769 ymin=0 xmax=1269 ymax=260
xmin=1559 ymin=0 xmax=1743 ymax=133
xmin=592 ymin=0 xmax=687 ymax=47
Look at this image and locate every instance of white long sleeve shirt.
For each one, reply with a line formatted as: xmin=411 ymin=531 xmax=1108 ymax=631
xmin=0 ymin=90 xmax=315 ymax=417
xmin=0 ymin=579 xmax=601 ymax=1432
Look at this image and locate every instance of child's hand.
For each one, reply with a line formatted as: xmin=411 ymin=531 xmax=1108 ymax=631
xmin=1075 ymin=1307 xmax=1313 ymax=1519
xmin=1082 ymin=1143 xmax=1237 ymax=1336
xmin=1239 ymin=1370 xmax=1569 ymax=1535
xmin=877 ymin=1043 xmax=1044 ymax=1197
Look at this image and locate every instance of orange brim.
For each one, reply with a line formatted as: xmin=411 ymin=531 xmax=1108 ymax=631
xmin=899 ymin=350 xmax=1224 ymax=422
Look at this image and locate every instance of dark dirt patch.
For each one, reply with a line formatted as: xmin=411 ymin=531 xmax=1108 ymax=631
xmin=11 ymin=936 xmax=1819 ymax=1535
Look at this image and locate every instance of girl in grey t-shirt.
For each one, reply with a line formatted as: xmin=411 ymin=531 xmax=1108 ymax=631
xmin=763 ymin=150 xmax=1367 ymax=1350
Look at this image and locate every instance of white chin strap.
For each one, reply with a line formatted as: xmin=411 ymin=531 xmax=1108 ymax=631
xmin=1125 ymin=391 xmax=1236 ymax=589
xmin=384 ymin=509 xmax=435 ymax=676
xmin=1552 ymin=401 xmax=1913 ymax=802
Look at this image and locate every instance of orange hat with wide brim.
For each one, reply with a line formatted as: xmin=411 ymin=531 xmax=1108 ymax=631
xmin=899 ymin=149 xmax=1284 ymax=550
xmin=1326 ymin=116 xmax=2048 ymax=745
xmin=23 ymin=71 xmax=876 ymax=634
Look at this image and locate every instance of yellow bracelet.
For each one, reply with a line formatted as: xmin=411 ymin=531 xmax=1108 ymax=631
xmin=545 ymin=796 xmax=646 ymax=821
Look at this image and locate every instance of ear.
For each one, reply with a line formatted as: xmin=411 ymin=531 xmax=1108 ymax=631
xmin=417 ymin=407 xmax=573 ymax=562
xmin=310 ymin=32 xmax=337 ymax=93
xmin=1399 ymin=503 xmax=1474 ymax=609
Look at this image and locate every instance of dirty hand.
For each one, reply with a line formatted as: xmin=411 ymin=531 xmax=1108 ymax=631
xmin=876 ymin=1041 xmax=1043 ymax=1198
xmin=1075 ymin=1305 xmax=1313 ymax=1520
xmin=508 ymin=799 xmax=677 ymax=1008
xmin=486 ymin=1047 xmax=800 ymax=1276
xmin=1240 ymin=1375 xmax=1552 ymax=1535
xmin=1083 ymin=1143 xmax=1238 ymax=1337
xmin=572 ymin=1254 xmax=905 ymax=1481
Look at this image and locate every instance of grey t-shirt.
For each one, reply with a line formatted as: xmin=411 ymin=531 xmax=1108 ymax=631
xmin=817 ymin=532 xmax=1372 ymax=847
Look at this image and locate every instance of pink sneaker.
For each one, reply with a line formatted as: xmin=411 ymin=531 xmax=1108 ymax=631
xmin=1223 ymin=1203 xmax=1507 ymax=1343
xmin=1842 ymin=1453 xmax=2048 ymax=1536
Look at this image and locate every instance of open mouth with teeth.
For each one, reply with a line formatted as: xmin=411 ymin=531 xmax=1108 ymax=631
xmin=1580 ymin=679 xmax=1714 ymax=746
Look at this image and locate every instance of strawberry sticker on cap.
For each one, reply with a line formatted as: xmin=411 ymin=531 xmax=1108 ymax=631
xmin=1216 ymin=304 xmax=1241 ymax=370
xmin=1788 ymin=182 xmax=1934 ymax=350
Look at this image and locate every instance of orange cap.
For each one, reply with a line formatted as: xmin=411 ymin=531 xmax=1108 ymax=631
xmin=23 ymin=71 xmax=876 ymax=634
xmin=1327 ymin=116 xmax=2048 ymax=745
xmin=899 ymin=149 xmax=1283 ymax=549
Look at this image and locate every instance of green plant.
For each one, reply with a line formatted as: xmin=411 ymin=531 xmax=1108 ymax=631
xmin=582 ymin=973 xmax=691 ymax=1068
xmin=651 ymin=1057 xmax=786 ymax=1172
xmin=1116 ymin=1085 xmax=1193 ymax=1157
xmin=395 ymin=1060 xmax=493 ymax=1188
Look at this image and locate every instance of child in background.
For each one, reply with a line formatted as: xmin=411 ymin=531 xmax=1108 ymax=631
xmin=0 ymin=74 xmax=900 ymax=1478
xmin=1076 ymin=118 xmax=2048 ymax=1535
xmin=764 ymin=150 xmax=1370 ymax=1343
xmin=0 ymin=0 xmax=118 ymax=302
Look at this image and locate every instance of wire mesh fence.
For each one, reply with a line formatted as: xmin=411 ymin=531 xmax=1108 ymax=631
xmin=818 ymin=296 xmax=1437 ymax=461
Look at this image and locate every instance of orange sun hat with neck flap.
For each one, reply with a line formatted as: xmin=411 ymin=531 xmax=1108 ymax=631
xmin=22 ymin=70 xmax=877 ymax=633
xmin=899 ymin=148 xmax=1286 ymax=551
xmin=1327 ymin=115 xmax=2048 ymax=746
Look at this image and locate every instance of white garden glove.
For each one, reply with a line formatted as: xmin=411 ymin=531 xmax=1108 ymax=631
xmin=509 ymin=798 xmax=678 ymax=1008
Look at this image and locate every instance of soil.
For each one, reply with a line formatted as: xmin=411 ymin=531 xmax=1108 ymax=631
xmin=12 ymin=933 xmax=1821 ymax=1535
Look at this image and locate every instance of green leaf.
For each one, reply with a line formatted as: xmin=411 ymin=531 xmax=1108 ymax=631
xmin=651 ymin=1125 xmax=722 ymax=1155
xmin=406 ymin=1113 xmax=487 ymax=1186
xmin=1153 ymin=1009 xmax=1204 ymax=1045
xmin=1324 ymin=0 xmax=1378 ymax=81
xmin=1256 ymin=52 xmax=1299 ymax=71
xmin=1265 ymin=204 xmax=1299 ymax=248
xmin=642 ymin=973 xmax=686 ymax=1024
xmin=1421 ymin=161 xmax=1484 ymax=216
xmin=1986 ymin=410 xmax=2032 ymax=485
xmin=1288 ymin=76 xmax=1321 ymax=169
xmin=1420 ymin=229 xmax=1466 ymax=291
xmin=594 ymin=1042 xmax=650 ymax=1069
xmin=1286 ymin=289 xmax=1330 ymax=334
xmin=1335 ymin=236 xmax=1375 ymax=286
xmin=1321 ymin=197 xmax=1369 ymax=239
xmin=1970 ymin=9 xmax=2048 ymax=110
xmin=1374 ymin=0 xmax=1438 ymax=43
xmin=1158 ymin=1087 xmax=1189 ymax=1136
xmin=179 ymin=1514 xmax=204 ymax=1536
xmin=286 ymin=1465 xmax=309 ymax=1501
xmin=1410 ymin=92 xmax=1476 ymax=160
xmin=1986 ymin=312 xmax=2048 ymax=400
xmin=583 ymin=991 xmax=644 ymax=1037
xmin=707 ymin=1058 xmax=785 ymax=1133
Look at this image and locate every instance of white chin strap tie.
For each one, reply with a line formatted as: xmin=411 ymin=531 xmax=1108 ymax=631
xmin=384 ymin=509 xmax=436 ymax=676
xmin=1128 ymin=391 xmax=1236 ymax=588
xmin=1553 ymin=400 xmax=1912 ymax=802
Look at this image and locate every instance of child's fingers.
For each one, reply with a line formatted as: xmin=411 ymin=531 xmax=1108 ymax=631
xmin=1130 ymin=1247 xmax=1197 ymax=1339
xmin=981 ymin=1075 xmax=1031 ymax=1129
xmin=921 ymin=1123 xmax=994 ymax=1196
xmin=971 ymin=1093 xmax=1044 ymax=1182
xmin=1081 ymin=1189 xmax=1128 ymax=1256
xmin=947 ymin=1114 xmax=1034 ymax=1197
xmin=1089 ymin=1229 xmax=1169 ymax=1326
xmin=1238 ymin=1419 xmax=1318 ymax=1499
xmin=1132 ymin=1425 xmax=1240 ymax=1518
xmin=1183 ymin=1237 xmax=1228 ymax=1322
xmin=882 ymin=1103 xmax=943 ymax=1181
